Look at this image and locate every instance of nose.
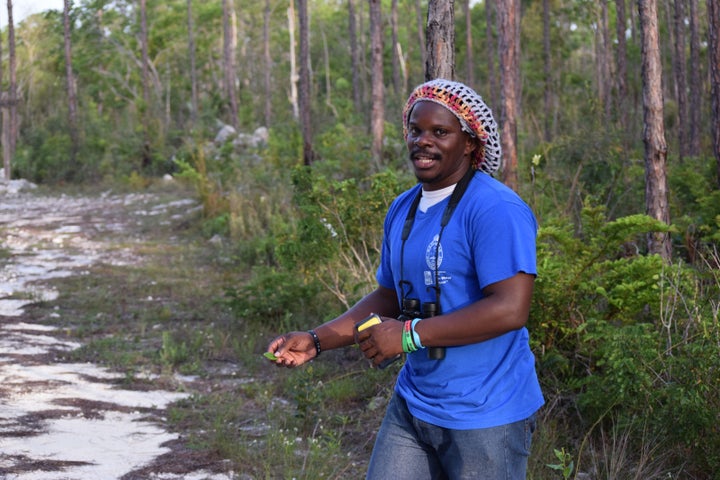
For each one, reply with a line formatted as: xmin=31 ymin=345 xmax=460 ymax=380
xmin=413 ymin=131 xmax=431 ymax=147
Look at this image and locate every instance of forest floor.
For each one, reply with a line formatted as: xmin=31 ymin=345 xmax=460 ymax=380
xmin=0 ymin=180 xmax=237 ymax=480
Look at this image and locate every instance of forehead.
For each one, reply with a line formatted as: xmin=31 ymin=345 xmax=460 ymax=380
xmin=407 ymin=100 xmax=462 ymax=127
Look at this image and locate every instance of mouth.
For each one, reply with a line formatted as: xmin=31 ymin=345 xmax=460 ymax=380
xmin=411 ymin=150 xmax=440 ymax=168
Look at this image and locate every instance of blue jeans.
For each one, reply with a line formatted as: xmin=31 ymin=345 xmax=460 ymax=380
xmin=366 ymin=394 xmax=536 ymax=480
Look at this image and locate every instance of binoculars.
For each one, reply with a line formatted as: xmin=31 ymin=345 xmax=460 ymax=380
xmin=397 ymin=298 xmax=445 ymax=360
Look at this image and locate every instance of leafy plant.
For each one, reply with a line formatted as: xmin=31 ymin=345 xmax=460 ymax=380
xmin=276 ymin=166 xmax=413 ymax=309
xmin=546 ymin=447 xmax=574 ymax=479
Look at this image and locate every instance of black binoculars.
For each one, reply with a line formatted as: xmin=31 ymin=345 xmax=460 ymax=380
xmin=398 ymin=298 xmax=445 ymax=360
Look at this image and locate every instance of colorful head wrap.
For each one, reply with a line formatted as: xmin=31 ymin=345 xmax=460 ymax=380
xmin=402 ymin=79 xmax=501 ymax=174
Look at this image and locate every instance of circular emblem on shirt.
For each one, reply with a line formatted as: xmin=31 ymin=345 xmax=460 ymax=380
xmin=426 ymin=234 xmax=443 ymax=270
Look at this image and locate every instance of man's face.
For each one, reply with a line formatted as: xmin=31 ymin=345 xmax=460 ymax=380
xmin=406 ymin=101 xmax=476 ymax=191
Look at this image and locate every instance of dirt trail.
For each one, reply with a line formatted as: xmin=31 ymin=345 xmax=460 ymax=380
xmin=0 ymin=182 xmax=235 ymax=480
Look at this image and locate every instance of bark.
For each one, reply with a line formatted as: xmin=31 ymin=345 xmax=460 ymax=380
xmin=140 ymin=0 xmax=152 ymax=167
xmin=616 ymin=0 xmax=628 ymax=130
xmin=497 ymin=0 xmax=521 ymax=191
xmin=140 ymin=0 xmax=150 ymax=117
xmin=391 ymin=0 xmax=401 ymax=95
xmin=485 ymin=1 xmax=498 ymax=110
xmin=638 ymin=0 xmax=672 ymax=260
xmin=263 ymin=0 xmax=271 ymax=127
xmin=663 ymin=0 xmax=677 ymax=102
xmin=187 ymin=0 xmax=198 ymax=127
xmin=425 ymin=0 xmax=455 ymax=81
xmin=0 ymin=4 xmax=4 ymax=180
xmin=710 ymin=0 xmax=720 ymax=186
xmin=673 ymin=0 xmax=688 ymax=160
xmin=416 ymin=0 xmax=427 ymax=73
xmin=463 ymin=0 xmax=475 ymax=87
xmin=688 ymin=0 xmax=701 ymax=156
xmin=369 ymin=0 xmax=384 ymax=167
xmin=1 ymin=104 xmax=7 ymax=181
xmin=63 ymin=0 xmax=79 ymax=173
xmin=543 ymin=0 xmax=552 ymax=142
xmin=322 ymin=30 xmax=338 ymax=118
xmin=7 ymin=0 xmax=17 ymax=181
xmin=597 ymin=0 xmax=612 ymax=120
xmin=222 ymin=0 xmax=239 ymax=129
xmin=348 ymin=0 xmax=362 ymax=113
xmin=287 ymin=3 xmax=299 ymax=120
xmin=297 ymin=0 xmax=315 ymax=165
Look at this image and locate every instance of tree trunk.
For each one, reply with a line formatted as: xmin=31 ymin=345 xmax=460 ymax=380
xmin=321 ymin=30 xmax=338 ymax=118
xmin=497 ymin=0 xmax=520 ymax=191
xmin=7 ymin=0 xmax=17 ymax=181
xmin=222 ymin=0 xmax=239 ymax=130
xmin=710 ymin=0 xmax=720 ymax=187
xmin=542 ymin=0 xmax=552 ymax=142
xmin=597 ymin=0 xmax=612 ymax=120
xmin=63 ymin=0 xmax=79 ymax=176
xmin=485 ymin=1 xmax=498 ymax=112
xmin=663 ymin=0 xmax=677 ymax=107
xmin=348 ymin=0 xmax=362 ymax=113
xmin=673 ymin=0 xmax=688 ymax=161
xmin=463 ymin=0 xmax=475 ymax=87
xmin=616 ymin=0 xmax=628 ymax=130
xmin=369 ymin=0 xmax=384 ymax=166
xmin=416 ymin=0 xmax=427 ymax=75
xmin=1 ymin=106 xmax=7 ymax=181
xmin=187 ymin=0 xmax=199 ymax=127
xmin=287 ymin=3 xmax=299 ymax=120
xmin=139 ymin=0 xmax=152 ymax=167
xmin=425 ymin=0 xmax=455 ymax=81
xmin=297 ymin=0 xmax=315 ymax=165
xmin=263 ymin=0 xmax=272 ymax=127
xmin=638 ymin=0 xmax=672 ymax=260
xmin=0 ymin=6 xmax=4 ymax=180
xmin=391 ymin=0 xmax=401 ymax=95
xmin=688 ymin=0 xmax=701 ymax=156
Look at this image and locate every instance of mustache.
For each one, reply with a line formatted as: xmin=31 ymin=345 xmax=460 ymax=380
xmin=409 ymin=148 xmax=440 ymax=160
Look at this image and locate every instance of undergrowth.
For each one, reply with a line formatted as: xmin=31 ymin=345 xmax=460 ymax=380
xmin=23 ymin=145 xmax=720 ymax=479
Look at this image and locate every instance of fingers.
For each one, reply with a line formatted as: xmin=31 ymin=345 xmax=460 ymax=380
xmin=265 ymin=332 xmax=314 ymax=368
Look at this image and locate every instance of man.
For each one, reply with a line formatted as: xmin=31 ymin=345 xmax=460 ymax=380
xmin=267 ymin=79 xmax=543 ymax=479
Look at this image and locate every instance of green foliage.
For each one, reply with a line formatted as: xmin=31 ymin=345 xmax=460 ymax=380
xmin=313 ymin=122 xmax=376 ymax=178
xmin=160 ymin=330 xmax=190 ymax=368
xmin=531 ymin=201 xmax=669 ymax=358
xmin=546 ymin=447 xmax=574 ymax=480
xmin=9 ymin=0 xmax=720 ymax=476
xmin=276 ymin=165 xmax=413 ymax=309
xmin=532 ymin=197 xmax=720 ymax=475
xmin=225 ymin=266 xmax=326 ymax=331
xmin=224 ymin=160 xmax=412 ymax=328
xmin=668 ymin=156 xmax=720 ymax=251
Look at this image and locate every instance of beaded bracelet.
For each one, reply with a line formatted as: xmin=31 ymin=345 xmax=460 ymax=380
xmin=308 ymin=329 xmax=321 ymax=357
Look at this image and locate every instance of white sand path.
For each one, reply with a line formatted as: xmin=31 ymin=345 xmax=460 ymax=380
xmin=0 ymin=185 xmax=233 ymax=480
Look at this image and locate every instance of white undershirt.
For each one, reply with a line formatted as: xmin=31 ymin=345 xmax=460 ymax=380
xmin=419 ymin=183 xmax=456 ymax=213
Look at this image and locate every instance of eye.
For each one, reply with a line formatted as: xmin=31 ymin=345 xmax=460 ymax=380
xmin=408 ymin=126 xmax=421 ymax=136
xmin=434 ymin=128 xmax=448 ymax=137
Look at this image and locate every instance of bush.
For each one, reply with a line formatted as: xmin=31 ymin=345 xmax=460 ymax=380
xmin=531 ymin=199 xmax=720 ymax=476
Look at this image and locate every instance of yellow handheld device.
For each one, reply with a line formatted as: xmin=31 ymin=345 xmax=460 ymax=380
xmin=355 ymin=313 xmax=382 ymax=332
xmin=355 ymin=313 xmax=400 ymax=369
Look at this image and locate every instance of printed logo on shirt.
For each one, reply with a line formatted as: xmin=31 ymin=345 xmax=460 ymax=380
xmin=425 ymin=234 xmax=451 ymax=286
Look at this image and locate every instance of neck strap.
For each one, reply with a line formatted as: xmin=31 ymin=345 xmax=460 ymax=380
xmin=401 ymin=167 xmax=475 ymax=241
xmin=398 ymin=167 xmax=476 ymax=304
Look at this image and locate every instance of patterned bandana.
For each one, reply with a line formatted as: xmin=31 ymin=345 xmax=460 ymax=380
xmin=403 ymin=79 xmax=502 ymax=174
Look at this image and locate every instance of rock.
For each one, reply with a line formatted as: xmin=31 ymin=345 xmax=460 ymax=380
xmin=214 ymin=124 xmax=237 ymax=144
xmin=0 ymin=176 xmax=38 ymax=195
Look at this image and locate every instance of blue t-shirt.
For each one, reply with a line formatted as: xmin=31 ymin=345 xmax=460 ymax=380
xmin=376 ymin=172 xmax=544 ymax=429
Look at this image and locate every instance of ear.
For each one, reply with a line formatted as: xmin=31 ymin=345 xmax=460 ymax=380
xmin=464 ymin=135 xmax=479 ymax=157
